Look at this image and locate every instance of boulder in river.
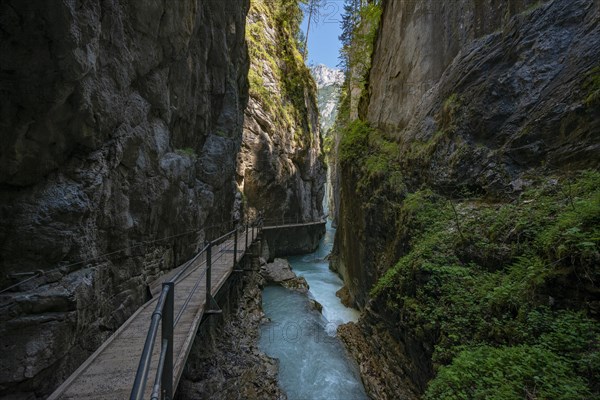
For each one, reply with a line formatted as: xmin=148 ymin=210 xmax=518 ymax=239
xmin=260 ymin=258 xmax=309 ymax=293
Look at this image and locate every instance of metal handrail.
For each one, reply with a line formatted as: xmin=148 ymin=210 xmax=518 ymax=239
xmin=150 ymin=339 xmax=169 ymax=400
xmin=130 ymin=221 xmax=256 ymax=400
xmin=129 ymin=219 xmax=263 ymax=399
xmin=130 ymin=282 xmax=174 ymax=400
xmin=167 ymin=243 xmax=210 ymax=286
xmin=260 ymin=214 xmax=327 ymax=227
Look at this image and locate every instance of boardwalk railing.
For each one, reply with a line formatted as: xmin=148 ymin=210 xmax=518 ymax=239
xmin=130 ymin=282 xmax=174 ymax=400
xmin=129 ymin=219 xmax=263 ymax=400
xmin=261 ymin=214 xmax=328 ymax=228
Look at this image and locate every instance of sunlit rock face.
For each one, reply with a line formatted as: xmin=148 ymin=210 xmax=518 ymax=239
xmin=0 ymin=0 xmax=250 ymax=396
xmin=238 ymin=0 xmax=326 ymax=224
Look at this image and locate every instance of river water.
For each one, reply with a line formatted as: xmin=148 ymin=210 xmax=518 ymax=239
xmin=258 ymin=222 xmax=367 ymax=399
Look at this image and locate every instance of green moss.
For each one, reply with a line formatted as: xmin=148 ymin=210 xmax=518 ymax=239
xmin=338 ymin=119 xmax=370 ymax=164
xmin=584 ymin=66 xmax=600 ymax=106
xmin=338 ymin=119 xmax=405 ymax=197
xmin=522 ymin=0 xmax=545 ymax=15
xmin=176 ymin=147 xmax=196 ymax=157
xmin=441 ymin=93 xmax=462 ymax=131
xmin=369 ymin=171 xmax=600 ymax=396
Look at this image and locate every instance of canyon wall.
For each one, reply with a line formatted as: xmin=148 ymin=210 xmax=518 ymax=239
xmin=238 ymin=0 xmax=326 ymax=223
xmin=0 ymin=0 xmax=250 ymax=397
xmin=1 ymin=0 xmax=326 ymax=397
xmin=333 ymin=0 xmax=600 ymax=397
xmin=336 ymin=0 xmax=599 ymax=310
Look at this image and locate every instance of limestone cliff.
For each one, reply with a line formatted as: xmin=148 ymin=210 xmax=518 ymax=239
xmin=238 ymin=0 xmax=326 ymax=223
xmin=336 ymin=0 xmax=599 ymax=310
xmin=333 ymin=0 xmax=600 ymax=397
xmin=0 ymin=0 xmax=249 ymax=397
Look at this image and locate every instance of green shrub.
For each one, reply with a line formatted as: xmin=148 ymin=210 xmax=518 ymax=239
xmin=425 ymin=345 xmax=591 ymax=400
xmin=369 ymin=172 xmax=600 ymax=396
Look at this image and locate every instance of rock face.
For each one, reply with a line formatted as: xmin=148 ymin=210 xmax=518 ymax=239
xmin=335 ymin=0 xmax=600 ymax=309
xmin=338 ymin=320 xmax=420 ymax=400
xmin=0 ymin=0 xmax=249 ymax=397
xmin=332 ymin=0 xmax=600 ymax=397
xmin=367 ymin=0 xmax=599 ymax=191
xmin=238 ymin=0 xmax=326 ymax=222
xmin=261 ymin=222 xmax=326 ymax=261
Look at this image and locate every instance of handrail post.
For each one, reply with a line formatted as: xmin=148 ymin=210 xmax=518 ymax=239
xmin=233 ymin=227 xmax=238 ymax=268
xmin=206 ymin=242 xmax=212 ymax=306
xmin=162 ymin=282 xmax=174 ymax=400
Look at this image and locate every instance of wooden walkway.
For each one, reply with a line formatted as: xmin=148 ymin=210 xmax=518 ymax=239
xmin=48 ymin=228 xmax=259 ymax=400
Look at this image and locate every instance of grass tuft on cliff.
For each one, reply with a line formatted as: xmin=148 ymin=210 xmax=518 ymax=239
xmin=370 ymin=171 xmax=600 ymax=397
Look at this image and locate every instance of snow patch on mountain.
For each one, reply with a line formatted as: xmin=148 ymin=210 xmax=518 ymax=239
xmin=311 ymin=65 xmax=344 ymax=132
xmin=311 ymin=64 xmax=344 ymax=90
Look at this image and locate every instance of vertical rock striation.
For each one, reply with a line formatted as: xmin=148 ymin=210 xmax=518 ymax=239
xmin=0 ymin=0 xmax=249 ymax=397
xmin=238 ymin=0 xmax=326 ymax=223
xmin=333 ymin=0 xmax=600 ymax=397
xmin=335 ymin=0 xmax=600 ymax=310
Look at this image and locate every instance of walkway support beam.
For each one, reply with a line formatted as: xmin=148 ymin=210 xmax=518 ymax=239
xmin=233 ymin=228 xmax=238 ymax=268
xmin=206 ymin=243 xmax=212 ymax=307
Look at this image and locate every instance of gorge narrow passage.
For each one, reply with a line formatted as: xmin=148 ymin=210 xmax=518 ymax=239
xmin=258 ymin=220 xmax=366 ymax=399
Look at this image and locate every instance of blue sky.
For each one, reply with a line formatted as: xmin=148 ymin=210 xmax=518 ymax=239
xmin=300 ymin=1 xmax=343 ymax=69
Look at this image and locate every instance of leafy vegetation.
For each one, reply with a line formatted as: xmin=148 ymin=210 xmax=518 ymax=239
xmin=338 ymin=119 xmax=404 ymax=198
xmin=368 ymin=171 xmax=600 ymax=398
xmin=339 ymin=0 xmax=382 ymax=79
xmin=426 ymin=345 xmax=591 ymax=399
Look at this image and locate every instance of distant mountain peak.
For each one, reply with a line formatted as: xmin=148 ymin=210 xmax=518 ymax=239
xmin=311 ymin=64 xmax=344 ymax=89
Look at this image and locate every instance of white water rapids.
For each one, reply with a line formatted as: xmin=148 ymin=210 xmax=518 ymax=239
xmin=258 ymin=221 xmax=367 ymax=399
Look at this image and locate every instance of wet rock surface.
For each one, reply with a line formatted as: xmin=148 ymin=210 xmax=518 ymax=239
xmin=338 ymin=318 xmax=420 ymax=400
xmin=335 ymin=286 xmax=352 ymax=308
xmin=260 ymin=258 xmax=309 ymax=294
xmin=261 ymin=258 xmax=296 ymax=282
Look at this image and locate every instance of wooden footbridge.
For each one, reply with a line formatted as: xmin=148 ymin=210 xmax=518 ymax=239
xmin=47 ymin=217 xmax=326 ymax=400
